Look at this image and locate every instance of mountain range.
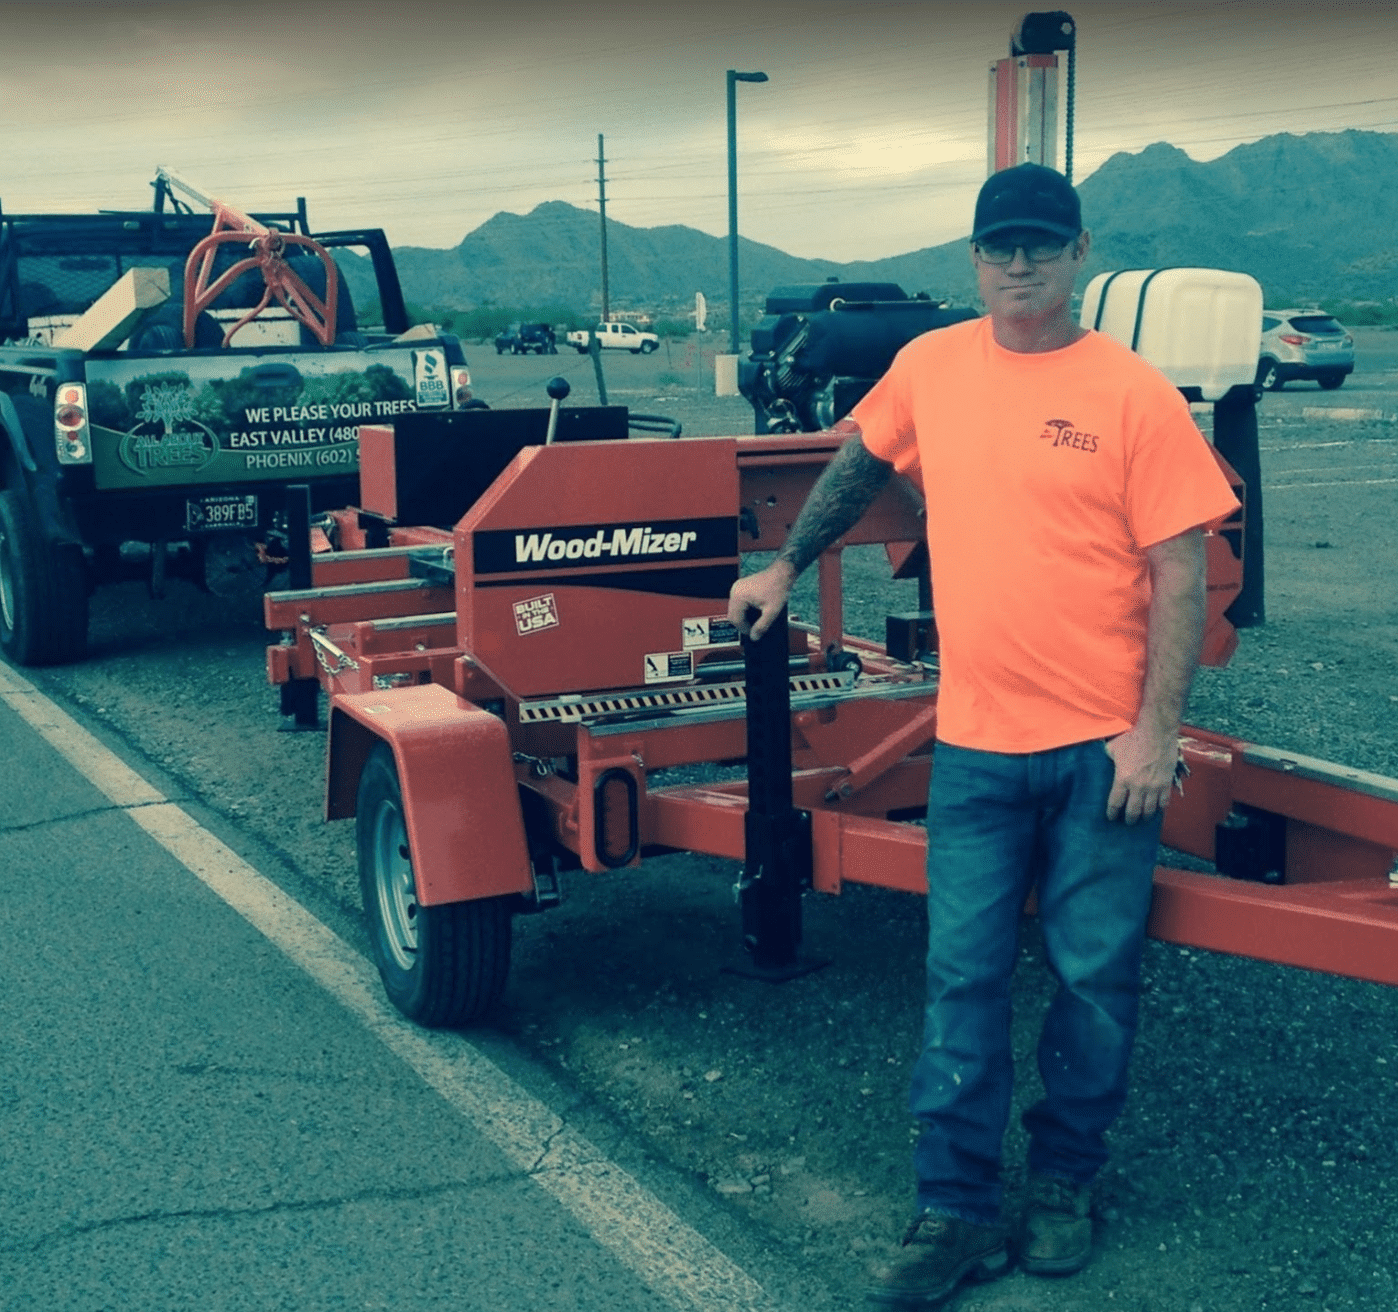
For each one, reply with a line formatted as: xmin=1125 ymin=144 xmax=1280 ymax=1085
xmin=339 ymin=130 xmax=1398 ymax=318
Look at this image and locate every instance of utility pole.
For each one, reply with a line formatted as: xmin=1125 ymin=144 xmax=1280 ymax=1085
xmin=596 ymin=134 xmax=610 ymax=323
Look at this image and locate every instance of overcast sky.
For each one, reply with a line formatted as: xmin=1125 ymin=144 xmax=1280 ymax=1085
xmin=2 ymin=0 xmax=1394 ymax=262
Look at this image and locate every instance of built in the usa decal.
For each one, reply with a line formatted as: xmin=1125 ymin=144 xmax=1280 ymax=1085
xmin=513 ymin=593 xmax=560 ymax=635
xmin=473 ymin=517 xmax=736 ymax=575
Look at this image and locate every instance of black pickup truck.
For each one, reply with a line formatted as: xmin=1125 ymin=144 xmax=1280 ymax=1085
xmin=494 ymin=322 xmax=557 ymax=355
xmin=0 ymin=179 xmax=477 ymax=664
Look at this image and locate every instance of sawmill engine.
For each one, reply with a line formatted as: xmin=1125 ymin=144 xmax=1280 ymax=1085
xmin=739 ymin=282 xmax=978 ymax=434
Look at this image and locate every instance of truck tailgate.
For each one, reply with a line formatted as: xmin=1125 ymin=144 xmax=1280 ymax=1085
xmin=84 ymin=345 xmax=446 ymax=492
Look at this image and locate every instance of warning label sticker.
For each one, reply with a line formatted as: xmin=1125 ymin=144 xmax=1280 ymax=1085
xmin=513 ymin=593 xmax=560 ymax=636
xmin=643 ymin=650 xmax=694 ymax=685
xmin=681 ymin=615 xmax=741 ymax=649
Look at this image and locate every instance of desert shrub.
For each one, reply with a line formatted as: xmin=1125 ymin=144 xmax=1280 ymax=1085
xmin=404 ymin=303 xmax=587 ymax=341
xmin=1319 ymin=299 xmax=1398 ymax=327
xmin=652 ymin=317 xmax=694 ymax=340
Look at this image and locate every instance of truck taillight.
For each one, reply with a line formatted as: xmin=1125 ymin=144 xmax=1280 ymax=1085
xmin=451 ymin=365 xmax=473 ymax=408
xmin=53 ymin=383 xmax=92 ymax=465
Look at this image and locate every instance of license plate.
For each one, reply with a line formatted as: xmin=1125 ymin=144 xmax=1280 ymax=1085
xmin=186 ymin=494 xmax=258 ymax=533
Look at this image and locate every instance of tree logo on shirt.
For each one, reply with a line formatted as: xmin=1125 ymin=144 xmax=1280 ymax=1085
xmin=1039 ymin=418 xmax=1099 ymax=453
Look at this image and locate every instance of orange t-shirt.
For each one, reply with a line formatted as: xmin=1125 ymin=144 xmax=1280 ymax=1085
xmin=852 ymin=316 xmax=1241 ymax=753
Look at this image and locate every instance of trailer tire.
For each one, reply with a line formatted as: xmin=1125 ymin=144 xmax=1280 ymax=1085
xmin=356 ymin=742 xmax=512 ymax=1027
xmin=0 ymin=489 xmax=89 ymax=666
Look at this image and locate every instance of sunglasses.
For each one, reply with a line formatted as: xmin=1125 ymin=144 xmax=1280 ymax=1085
xmin=974 ymin=236 xmax=1074 ymax=265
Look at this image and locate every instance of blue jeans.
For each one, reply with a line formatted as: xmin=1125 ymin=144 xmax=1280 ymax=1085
xmin=908 ymin=738 xmax=1163 ymax=1225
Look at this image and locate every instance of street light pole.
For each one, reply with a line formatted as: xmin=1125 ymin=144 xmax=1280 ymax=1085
xmin=727 ymin=69 xmax=768 ymax=356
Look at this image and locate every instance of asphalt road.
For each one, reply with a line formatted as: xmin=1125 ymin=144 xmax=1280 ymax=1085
xmin=0 ymin=673 xmax=807 ymax=1312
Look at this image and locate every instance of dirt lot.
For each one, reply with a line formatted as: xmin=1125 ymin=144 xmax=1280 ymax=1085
xmin=20 ymin=329 xmax=1398 ymax=1312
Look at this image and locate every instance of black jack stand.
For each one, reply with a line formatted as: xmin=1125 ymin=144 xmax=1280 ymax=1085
xmin=723 ymin=607 xmax=828 ymax=982
xmin=278 ymin=483 xmax=321 ymax=732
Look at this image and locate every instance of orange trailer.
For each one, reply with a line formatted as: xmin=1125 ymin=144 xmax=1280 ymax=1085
xmin=265 ymin=424 xmax=1398 ymax=1027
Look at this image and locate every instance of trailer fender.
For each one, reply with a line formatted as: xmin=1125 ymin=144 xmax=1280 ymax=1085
xmin=326 ymin=683 xmax=532 ymax=906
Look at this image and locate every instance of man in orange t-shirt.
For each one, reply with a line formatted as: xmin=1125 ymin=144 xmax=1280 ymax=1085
xmin=728 ymin=164 xmax=1239 ymax=1306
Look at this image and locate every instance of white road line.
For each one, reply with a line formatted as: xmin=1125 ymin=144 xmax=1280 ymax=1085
xmin=1301 ymin=407 xmax=1395 ymax=422
xmin=1260 ymin=438 xmax=1398 ymax=451
xmin=1265 ymin=478 xmax=1398 ymax=490
xmin=1264 ymin=462 xmax=1396 ymax=476
xmin=0 ymin=662 xmax=786 ymax=1312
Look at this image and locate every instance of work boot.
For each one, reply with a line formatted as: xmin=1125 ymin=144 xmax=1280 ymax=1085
xmin=865 ymin=1211 xmax=1009 ymax=1307
xmin=1018 ymin=1173 xmax=1094 ymax=1276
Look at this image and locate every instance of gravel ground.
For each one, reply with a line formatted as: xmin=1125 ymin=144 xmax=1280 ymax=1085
xmin=18 ymin=329 xmax=1398 ymax=1312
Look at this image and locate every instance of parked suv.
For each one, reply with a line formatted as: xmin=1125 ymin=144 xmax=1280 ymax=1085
xmin=1256 ymin=309 xmax=1354 ymax=395
xmin=494 ymin=322 xmax=557 ymax=355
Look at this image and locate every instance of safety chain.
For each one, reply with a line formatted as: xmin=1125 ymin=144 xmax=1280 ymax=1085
xmin=308 ymin=627 xmax=359 ymax=675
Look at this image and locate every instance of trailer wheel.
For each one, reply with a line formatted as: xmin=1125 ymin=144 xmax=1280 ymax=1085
xmin=356 ymin=743 xmax=512 ymax=1026
xmin=0 ymin=489 xmax=89 ymax=666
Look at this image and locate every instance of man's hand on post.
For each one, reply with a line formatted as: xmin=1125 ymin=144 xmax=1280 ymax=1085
xmin=728 ymin=560 xmax=798 ymax=642
xmin=1104 ymin=725 xmax=1180 ymax=825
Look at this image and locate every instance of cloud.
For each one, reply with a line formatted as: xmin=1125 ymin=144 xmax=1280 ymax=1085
xmin=3 ymin=0 xmax=1395 ymax=262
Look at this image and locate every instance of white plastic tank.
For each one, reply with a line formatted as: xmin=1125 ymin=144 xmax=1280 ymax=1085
xmin=1079 ymin=268 xmax=1262 ymax=401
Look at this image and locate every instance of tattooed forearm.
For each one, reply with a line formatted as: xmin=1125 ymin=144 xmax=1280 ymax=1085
xmin=775 ymin=422 xmax=894 ymax=576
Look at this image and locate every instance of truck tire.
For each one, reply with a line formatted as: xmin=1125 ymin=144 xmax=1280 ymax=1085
xmin=356 ymin=742 xmax=512 ymax=1027
xmin=640 ymin=339 xmax=657 ymax=354
xmin=0 ymin=489 xmax=89 ymax=666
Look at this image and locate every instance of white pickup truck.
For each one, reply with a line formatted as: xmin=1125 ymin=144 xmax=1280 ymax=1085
xmin=566 ymin=321 xmax=659 ymax=354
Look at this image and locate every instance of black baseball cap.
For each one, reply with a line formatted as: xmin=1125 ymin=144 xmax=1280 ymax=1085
xmin=971 ymin=164 xmax=1082 ymax=244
